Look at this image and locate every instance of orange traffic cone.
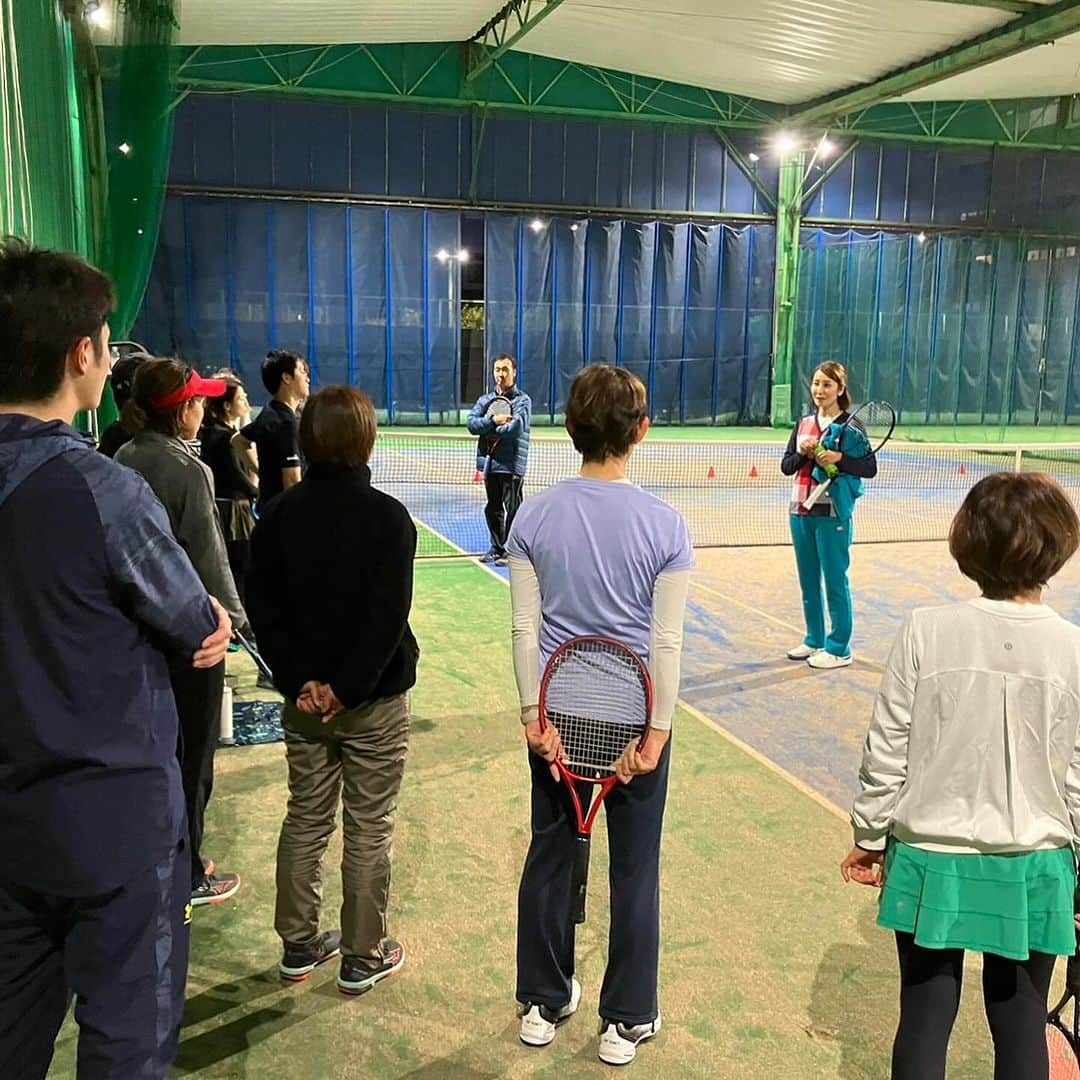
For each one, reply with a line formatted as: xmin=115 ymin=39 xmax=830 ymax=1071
xmin=749 ymin=465 xmax=759 ymax=479
xmin=958 ymin=464 xmax=967 ymax=476
xmin=474 ymin=471 xmax=484 ymax=483
xmin=707 ymin=466 xmax=716 ymax=480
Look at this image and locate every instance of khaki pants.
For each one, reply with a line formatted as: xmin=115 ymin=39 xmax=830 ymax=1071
xmin=274 ymin=694 xmax=409 ymax=963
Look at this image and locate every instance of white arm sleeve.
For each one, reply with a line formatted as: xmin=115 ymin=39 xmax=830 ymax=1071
xmin=850 ymin=615 xmax=917 ymax=851
xmin=509 ymin=557 xmax=542 ymax=723
xmin=649 ymin=570 xmax=690 ymax=732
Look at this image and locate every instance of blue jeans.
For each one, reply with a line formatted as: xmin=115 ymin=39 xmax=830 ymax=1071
xmin=789 ymin=514 xmax=854 ymax=657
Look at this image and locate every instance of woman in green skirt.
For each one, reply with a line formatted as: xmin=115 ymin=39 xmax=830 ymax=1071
xmin=842 ymin=472 xmax=1080 ymax=1080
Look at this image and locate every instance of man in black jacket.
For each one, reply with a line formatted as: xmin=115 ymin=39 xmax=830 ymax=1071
xmin=247 ymin=385 xmax=417 ymax=997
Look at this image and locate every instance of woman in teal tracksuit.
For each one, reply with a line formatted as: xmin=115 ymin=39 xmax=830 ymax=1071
xmin=780 ymin=361 xmax=877 ymax=670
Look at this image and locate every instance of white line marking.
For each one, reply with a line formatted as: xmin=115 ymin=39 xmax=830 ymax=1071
xmin=677 ymin=698 xmax=847 ymax=821
xmin=691 ymin=577 xmax=805 ymax=634
xmin=411 ymin=518 xmax=506 ymax=586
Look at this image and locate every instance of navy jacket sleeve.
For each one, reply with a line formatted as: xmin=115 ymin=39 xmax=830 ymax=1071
xmin=496 ymin=393 xmax=531 ymax=440
xmin=330 ymin=508 xmax=417 ymax=709
xmin=467 ymin=394 xmax=497 ymax=435
xmin=838 ymin=451 xmax=878 ymax=479
xmin=780 ymin=429 xmax=808 ymax=476
xmin=102 ymin=471 xmax=218 ymax=655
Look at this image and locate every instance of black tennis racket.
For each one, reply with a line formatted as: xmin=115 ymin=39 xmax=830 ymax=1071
xmin=234 ymin=631 xmax=273 ymax=683
xmin=538 ymin=636 xmax=652 ymax=925
xmin=1048 ymin=942 xmax=1080 ymax=1077
xmin=481 ymin=394 xmax=512 ymax=478
xmin=802 ymin=399 xmax=896 ymax=511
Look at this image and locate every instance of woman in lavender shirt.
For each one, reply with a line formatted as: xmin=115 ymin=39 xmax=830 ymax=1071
xmin=506 ymin=364 xmax=693 ymax=1067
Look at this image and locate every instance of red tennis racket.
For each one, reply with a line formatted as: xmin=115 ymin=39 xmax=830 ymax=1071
xmin=538 ymin=636 xmax=652 ymax=925
xmin=1048 ymin=946 xmax=1080 ymax=1078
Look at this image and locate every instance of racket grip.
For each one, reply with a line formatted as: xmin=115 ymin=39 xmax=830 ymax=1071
xmin=802 ymin=477 xmax=832 ymax=511
xmin=572 ymin=835 xmax=591 ymax=925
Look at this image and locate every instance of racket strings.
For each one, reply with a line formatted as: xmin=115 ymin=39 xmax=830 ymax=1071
xmin=850 ymin=401 xmax=896 ymax=451
xmin=543 ymin=643 xmax=649 ymax=774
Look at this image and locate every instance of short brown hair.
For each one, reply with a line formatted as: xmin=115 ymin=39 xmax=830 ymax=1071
xmin=813 ymin=361 xmax=851 ymax=411
xmin=299 ymin=386 xmax=377 ymax=467
xmin=565 ymin=365 xmax=647 ymax=463
xmin=949 ymin=473 xmax=1080 ymax=599
xmin=122 ymin=357 xmax=189 ymax=438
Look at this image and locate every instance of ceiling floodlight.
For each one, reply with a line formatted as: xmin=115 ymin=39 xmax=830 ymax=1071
xmin=529 ymin=219 xmax=545 ymax=233
xmin=456 ymin=248 xmax=469 ymax=262
xmin=747 ymin=152 xmax=760 ymax=163
xmin=85 ymin=1 xmax=109 ymax=27
xmin=435 ymin=249 xmax=450 ymax=262
xmin=916 ymin=232 xmax=927 ymax=243
xmin=118 ymin=142 xmax=132 ymax=156
xmin=817 ymin=138 xmax=836 ymax=157
xmin=773 ymin=131 xmax=799 ymax=156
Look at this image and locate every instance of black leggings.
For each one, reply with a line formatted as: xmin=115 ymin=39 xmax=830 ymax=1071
xmin=892 ymin=932 xmax=1057 ymax=1080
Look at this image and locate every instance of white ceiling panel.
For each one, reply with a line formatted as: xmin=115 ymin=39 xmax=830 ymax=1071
xmin=164 ymin=0 xmax=1080 ymax=105
xmin=173 ymin=0 xmax=496 ymax=46
xmin=899 ymin=37 xmax=1080 ymax=100
xmin=517 ymin=0 xmax=1010 ymax=104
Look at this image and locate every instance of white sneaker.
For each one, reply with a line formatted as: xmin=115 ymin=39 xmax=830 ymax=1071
xmin=598 ymin=1015 xmax=662 ymax=1066
xmin=786 ymin=643 xmax=820 ymax=660
xmin=807 ymin=651 xmax=852 ymax=669
xmin=519 ymin=977 xmax=582 ymax=1047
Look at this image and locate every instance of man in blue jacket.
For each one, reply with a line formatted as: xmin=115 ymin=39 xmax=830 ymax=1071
xmin=0 ymin=238 xmax=231 ymax=1078
xmin=467 ymin=353 xmax=531 ymax=565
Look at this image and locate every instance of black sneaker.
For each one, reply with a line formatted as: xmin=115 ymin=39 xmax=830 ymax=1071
xmin=279 ymin=930 xmax=342 ymax=982
xmin=337 ymin=939 xmax=405 ymax=996
xmin=190 ymin=872 xmax=241 ymax=907
xmin=479 ymin=550 xmax=499 ymax=564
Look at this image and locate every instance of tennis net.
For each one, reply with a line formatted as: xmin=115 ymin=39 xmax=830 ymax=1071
xmin=369 ymin=432 xmax=1080 ymax=558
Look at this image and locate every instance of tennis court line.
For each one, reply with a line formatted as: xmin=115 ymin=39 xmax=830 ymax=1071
xmin=691 ymin=577 xmax=888 ymax=671
xmin=691 ymin=578 xmax=804 ymax=635
xmin=419 ymin=527 xmax=850 ymax=824
xmin=677 ymin=698 xmax=847 ymax=821
xmin=412 ymin=519 xmax=506 ymax=587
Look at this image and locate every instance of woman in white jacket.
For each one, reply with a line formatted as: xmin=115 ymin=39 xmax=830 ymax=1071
xmin=843 ymin=472 xmax=1080 ymax=1079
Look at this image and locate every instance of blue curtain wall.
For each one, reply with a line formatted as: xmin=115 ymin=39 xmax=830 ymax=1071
xmin=135 ymin=197 xmax=775 ymax=423
xmin=794 ymin=229 xmax=1080 ymax=425
xmin=172 ymin=94 xmax=1080 ymax=233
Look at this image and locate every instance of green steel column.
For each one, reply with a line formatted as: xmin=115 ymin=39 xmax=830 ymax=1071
xmin=770 ymin=150 xmax=804 ymax=427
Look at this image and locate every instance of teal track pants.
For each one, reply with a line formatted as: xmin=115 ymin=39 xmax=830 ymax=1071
xmin=789 ymin=514 xmax=853 ymax=658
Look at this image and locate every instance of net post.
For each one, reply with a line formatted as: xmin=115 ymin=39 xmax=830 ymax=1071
xmin=1015 ymin=447 xmax=1023 ymax=473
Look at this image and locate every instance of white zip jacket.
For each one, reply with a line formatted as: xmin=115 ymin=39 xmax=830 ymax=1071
xmin=852 ymin=598 xmax=1080 ymax=855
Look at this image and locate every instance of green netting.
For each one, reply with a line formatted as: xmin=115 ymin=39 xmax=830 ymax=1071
xmin=794 ymin=229 xmax=1080 ymax=438
xmin=0 ymin=0 xmax=92 ymax=255
xmin=1 ymin=0 xmax=173 ymax=433
xmin=99 ymin=0 xmax=176 ymax=339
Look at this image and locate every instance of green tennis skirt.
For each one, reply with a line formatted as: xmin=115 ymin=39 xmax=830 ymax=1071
xmin=878 ymin=842 xmax=1077 ymax=960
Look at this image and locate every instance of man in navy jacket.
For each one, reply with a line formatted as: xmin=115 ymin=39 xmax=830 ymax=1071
xmin=0 ymin=238 xmax=231 ymax=1078
xmin=467 ymin=353 xmax=531 ymax=565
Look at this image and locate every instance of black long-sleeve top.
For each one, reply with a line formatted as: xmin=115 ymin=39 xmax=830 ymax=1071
xmin=200 ymin=421 xmax=258 ymax=502
xmin=246 ymin=462 xmax=419 ymax=709
xmin=780 ymin=412 xmax=879 ymax=480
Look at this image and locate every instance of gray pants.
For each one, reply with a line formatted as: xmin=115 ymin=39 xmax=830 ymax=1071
xmin=274 ymin=694 xmax=410 ymax=964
